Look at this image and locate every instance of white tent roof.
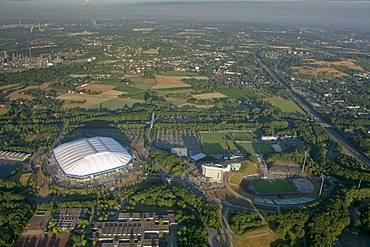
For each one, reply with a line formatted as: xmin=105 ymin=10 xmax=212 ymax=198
xmin=52 ymin=137 xmax=132 ymax=178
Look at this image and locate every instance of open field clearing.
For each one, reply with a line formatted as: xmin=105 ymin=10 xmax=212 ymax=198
xmin=0 ymin=108 xmax=8 ymax=115
xmin=233 ymin=231 xmax=279 ymax=247
xmin=239 ymin=161 xmax=259 ymax=176
xmin=82 ymin=84 xmax=115 ymax=92
xmin=265 ymin=97 xmax=305 ymax=114
xmin=164 ymin=97 xmax=188 ymax=106
xmin=19 ymin=173 xmax=32 ymax=185
xmin=0 ymin=83 xmax=20 ymax=90
xmin=7 ymin=83 xmax=50 ymax=100
xmin=250 ymin=178 xmax=298 ymax=194
xmin=200 ymin=131 xmax=230 ymax=154
xmin=192 ymin=92 xmax=227 ymax=100
xmin=327 ymin=59 xmax=364 ymax=70
xmin=143 ymin=48 xmax=159 ymax=55
xmin=58 ymin=90 xmax=122 ymax=108
xmin=97 ymin=60 xmax=118 ymax=64
xmin=292 ymin=65 xmax=346 ymax=77
xmin=270 ymin=45 xmax=291 ymax=49
xmin=207 ymin=189 xmax=251 ymax=207
xmin=303 ymin=59 xmax=363 ymax=70
xmin=152 ymin=76 xmax=192 ymax=89
xmin=132 ymin=78 xmax=157 ymax=90
xmin=92 ymin=98 xmax=145 ymax=109
xmin=177 ymin=32 xmax=206 ymax=35
xmin=293 ymin=58 xmax=363 ymax=77
xmin=235 ymin=141 xmax=275 ymax=154
xmin=200 ymin=131 xmax=264 ymax=155
xmin=231 ymin=131 xmax=261 ymax=140
xmin=153 ymin=76 xmax=207 ymax=89
xmin=158 ymin=71 xmax=201 ymax=76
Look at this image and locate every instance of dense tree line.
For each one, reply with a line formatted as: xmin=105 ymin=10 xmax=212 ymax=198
xmin=308 ymin=188 xmax=370 ymax=246
xmin=264 ymin=209 xmax=308 ymax=245
xmin=0 ymin=179 xmax=34 ymax=247
xmin=229 ymin=210 xmax=264 ymax=235
xmin=150 ymin=150 xmax=188 ymax=174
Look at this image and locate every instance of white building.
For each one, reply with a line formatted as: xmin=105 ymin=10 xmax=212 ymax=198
xmin=201 ymin=164 xmax=231 ymax=183
xmin=261 ymin=136 xmax=278 ymax=141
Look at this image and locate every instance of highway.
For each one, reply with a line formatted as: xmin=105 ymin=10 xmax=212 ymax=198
xmin=254 ymin=50 xmax=370 ymax=166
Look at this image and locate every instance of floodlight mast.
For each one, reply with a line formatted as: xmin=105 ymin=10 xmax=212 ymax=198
xmin=301 ymin=152 xmax=307 ymax=173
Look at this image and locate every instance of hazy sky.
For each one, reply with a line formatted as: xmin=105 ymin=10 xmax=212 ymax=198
xmin=1 ymin=0 xmax=369 ymax=4
xmin=0 ymin=0 xmax=369 ymax=27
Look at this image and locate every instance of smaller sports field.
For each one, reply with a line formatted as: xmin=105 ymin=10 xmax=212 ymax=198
xmin=250 ymin=178 xmax=297 ymax=194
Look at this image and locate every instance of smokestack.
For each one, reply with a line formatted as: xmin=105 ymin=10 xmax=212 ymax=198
xmin=82 ymin=0 xmax=91 ymax=7
xmin=29 ymin=47 xmax=32 ymax=62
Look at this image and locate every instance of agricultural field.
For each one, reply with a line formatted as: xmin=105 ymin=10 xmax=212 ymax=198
xmin=292 ymin=59 xmax=363 ymax=78
xmin=0 ymin=108 xmax=8 ymax=115
xmin=152 ymin=76 xmax=207 ymax=89
xmin=58 ymin=89 xmax=123 ymax=108
xmin=192 ymin=92 xmax=227 ymax=100
xmin=81 ymin=84 xmax=115 ymax=92
xmin=265 ymin=97 xmax=305 ymax=115
xmin=92 ymin=98 xmax=145 ymax=109
xmin=143 ymin=48 xmax=159 ymax=55
xmin=306 ymin=59 xmax=363 ymax=71
xmin=6 ymin=83 xmax=50 ymax=100
xmin=250 ymin=178 xmax=298 ymax=194
xmin=235 ymin=141 xmax=275 ymax=154
xmin=152 ymin=76 xmax=193 ymax=89
xmin=0 ymin=83 xmax=20 ymax=90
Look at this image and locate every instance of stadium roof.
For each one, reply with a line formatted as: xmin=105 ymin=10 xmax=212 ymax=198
xmin=52 ymin=137 xmax=132 ymax=178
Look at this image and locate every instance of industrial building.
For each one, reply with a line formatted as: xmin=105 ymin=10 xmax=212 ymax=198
xmin=93 ymin=212 xmax=177 ymax=247
xmin=52 ymin=137 xmax=132 ymax=179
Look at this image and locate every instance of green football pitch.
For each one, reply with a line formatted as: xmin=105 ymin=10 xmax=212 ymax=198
xmin=250 ymin=178 xmax=297 ymax=194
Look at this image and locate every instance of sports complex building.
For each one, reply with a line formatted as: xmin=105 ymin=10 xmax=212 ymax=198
xmin=48 ymin=137 xmax=134 ymax=188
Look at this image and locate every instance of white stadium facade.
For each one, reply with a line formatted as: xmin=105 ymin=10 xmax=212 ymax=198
xmin=52 ymin=137 xmax=132 ymax=179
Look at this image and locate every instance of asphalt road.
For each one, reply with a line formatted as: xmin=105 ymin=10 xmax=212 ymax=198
xmin=254 ymin=50 xmax=370 ymax=166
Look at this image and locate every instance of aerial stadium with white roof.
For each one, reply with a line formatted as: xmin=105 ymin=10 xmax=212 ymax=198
xmin=52 ymin=137 xmax=133 ymax=179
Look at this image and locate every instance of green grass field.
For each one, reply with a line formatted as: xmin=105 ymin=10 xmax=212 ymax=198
xmin=200 ymin=131 xmax=269 ymax=155
xmin=91 ymin=98 xmax=145 ymax=109
xmin=239 ymin=161 xmax=259 ymax=176
xmin=231 ymin=131 xmax=261 ymax=140
xmin=200 ymin=132 xmax=230 ymax=154
xmin=251 ymin=178 xmax=297 ymax=194
xmin=235 ymin=141 xmax=274 ymax=154
xmin=266 ymin=97 xmax=305 ymax=115
xmin=228 ymin=141 xmax=239 ymax=152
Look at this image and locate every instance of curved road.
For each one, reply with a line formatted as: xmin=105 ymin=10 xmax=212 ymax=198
xmin=255 ymin=50 xmax=370 ymax=166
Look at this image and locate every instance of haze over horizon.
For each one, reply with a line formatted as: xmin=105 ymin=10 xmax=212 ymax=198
xmin=0 ymin=0 xmax=369 ymax=27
